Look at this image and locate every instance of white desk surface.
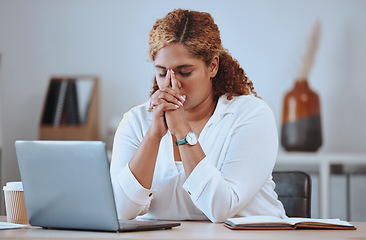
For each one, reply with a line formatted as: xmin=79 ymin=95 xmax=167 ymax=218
xmin=0 ymin=219 xmax=365 ymax=240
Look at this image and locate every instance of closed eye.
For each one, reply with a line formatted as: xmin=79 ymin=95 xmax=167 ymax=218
xmin=158 ymin=72 xmax=191 ymax=78
xmin=180 ymin=72 xmax=191 ymax=77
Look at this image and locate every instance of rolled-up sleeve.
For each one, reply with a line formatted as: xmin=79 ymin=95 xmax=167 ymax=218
xmin=110 ymin=108 xmax=154 ymax=220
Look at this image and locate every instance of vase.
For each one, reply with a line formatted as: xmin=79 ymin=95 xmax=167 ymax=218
xmin=281 ymin=79 xmax=322 ymax=151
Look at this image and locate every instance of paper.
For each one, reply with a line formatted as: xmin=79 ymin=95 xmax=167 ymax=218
xmin=0 ymin=221 xmax=28 ymax=230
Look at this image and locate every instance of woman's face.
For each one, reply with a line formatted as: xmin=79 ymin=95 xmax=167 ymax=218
xmin=154 ymin=42 xmax=218 ymax=111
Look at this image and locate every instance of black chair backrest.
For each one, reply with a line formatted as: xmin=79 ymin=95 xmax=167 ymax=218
xmin=272 ymin=171 xmax=311 ymax=218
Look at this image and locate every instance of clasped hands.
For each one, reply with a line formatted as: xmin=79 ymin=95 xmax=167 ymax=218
xmin=149 ymin=69 xmax=191 ymax=140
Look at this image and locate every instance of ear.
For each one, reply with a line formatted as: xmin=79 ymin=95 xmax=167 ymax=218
xmin=208 ymin=56 xmax=219 ymax=78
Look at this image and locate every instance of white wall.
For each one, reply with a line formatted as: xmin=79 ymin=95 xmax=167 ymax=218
xmin=0 ymin=0 xmax=365 ymax=213
xmin=0 ymin=54 xmax=3 ymax=148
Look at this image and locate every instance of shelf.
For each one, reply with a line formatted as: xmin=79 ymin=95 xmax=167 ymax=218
xmin=39 ymin=76 xmax=100 ymax=141
xmin=274 ymin=151 xmax=366 ymax=218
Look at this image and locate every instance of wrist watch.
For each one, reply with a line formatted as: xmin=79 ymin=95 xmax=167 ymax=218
xmin=175 ymin=132 xmax=198 ymax=146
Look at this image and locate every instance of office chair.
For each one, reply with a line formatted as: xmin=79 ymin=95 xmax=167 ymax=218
xmin=272 ymin=171 xmax=311 ymax=218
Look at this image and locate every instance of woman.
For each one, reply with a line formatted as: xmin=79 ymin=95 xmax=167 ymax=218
xmin=110 ymin=9 xmax=286 ymax=223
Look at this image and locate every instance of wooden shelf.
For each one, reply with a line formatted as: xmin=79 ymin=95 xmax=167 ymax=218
xmin=39 ymin=76 xmax=100 ymax=140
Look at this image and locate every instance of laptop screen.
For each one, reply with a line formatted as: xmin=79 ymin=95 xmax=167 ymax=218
xmin=15 ymin=140 xmax=120 ymax=231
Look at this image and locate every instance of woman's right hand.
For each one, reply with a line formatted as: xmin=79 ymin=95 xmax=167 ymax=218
xmin=148 ymin=69 xmax=185 ymax=140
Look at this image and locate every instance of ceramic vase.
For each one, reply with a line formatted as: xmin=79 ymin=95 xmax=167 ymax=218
xmin=281 ymin=79 xmax=322 ymax=151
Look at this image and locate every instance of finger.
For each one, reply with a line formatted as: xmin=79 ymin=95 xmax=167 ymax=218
xmin=157 ymin=92 xmax=183 ymax=106
xmin=162 ymin=69 xmax=171 ymax=88
xmin=151 ymin=88 xmax=185 ymax=105
xmin=170 ymin=70 xmax=180 ymax=92
xmin=150 ymin=96 xmax=182 ymax=114
xmin=151 ymin=97 xmax=173 ymax=109
xmin=149 ymin=98 xmax=164 ymax=111
xmin=150 ymin=89 xmax=168 ymax=106
xmin=154 ymin=102 xmax=180 ymax=113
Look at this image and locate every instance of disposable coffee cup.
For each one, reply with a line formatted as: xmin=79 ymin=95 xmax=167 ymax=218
xmin=3 ymin=182 xmax=29 ymax=224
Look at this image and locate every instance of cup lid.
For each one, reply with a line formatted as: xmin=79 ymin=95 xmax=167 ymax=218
xmin=3 ymin=182 xmax=23 ymax=191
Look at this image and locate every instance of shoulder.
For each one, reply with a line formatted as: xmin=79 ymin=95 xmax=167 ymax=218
xmin=234 ymin=94 xmax=270 ymax=109
xmin=216 ymin=94 xmax=273 ymax=119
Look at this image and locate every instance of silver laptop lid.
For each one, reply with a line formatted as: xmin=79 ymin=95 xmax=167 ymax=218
xmin=15 ymin=140 xmax=119 ymax=231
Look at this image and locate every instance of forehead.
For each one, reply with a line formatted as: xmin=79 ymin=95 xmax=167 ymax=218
xmin=154 ymin=43 xmax=202 ymax=68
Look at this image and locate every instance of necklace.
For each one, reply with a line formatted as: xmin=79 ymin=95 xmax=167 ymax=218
xmin=190 ymin=102 xmax=217 ymax=132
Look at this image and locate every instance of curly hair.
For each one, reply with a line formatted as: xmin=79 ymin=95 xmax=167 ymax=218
xmin=148 ymin=9 xmax=258 ymax=100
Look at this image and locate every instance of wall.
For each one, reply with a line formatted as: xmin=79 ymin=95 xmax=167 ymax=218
xmin=0 ymin=0 xmax=365 ymax=214
xmin=0 ymin=54 xmax=3 ymax=148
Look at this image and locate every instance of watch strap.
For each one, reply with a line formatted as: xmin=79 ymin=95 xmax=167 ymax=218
xmin=175 ymin=137 xmax=188 ymax=146
xmin=175 ymin=132 xmax=198 ymax=146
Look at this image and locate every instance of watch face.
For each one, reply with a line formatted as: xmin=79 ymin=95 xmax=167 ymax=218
xmin=186 ymin=132 xmax=198 ymax=145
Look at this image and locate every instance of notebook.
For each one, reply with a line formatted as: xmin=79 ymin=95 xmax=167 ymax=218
xmin=15 ymin=140 xmax=180 ymax=232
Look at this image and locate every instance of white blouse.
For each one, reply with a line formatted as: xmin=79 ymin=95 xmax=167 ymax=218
xmin=110 ymin=95 xmax=286 ymax=223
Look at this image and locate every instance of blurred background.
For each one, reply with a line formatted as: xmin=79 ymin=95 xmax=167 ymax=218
xmin=0 ymin=0 xmax=365 ymax=218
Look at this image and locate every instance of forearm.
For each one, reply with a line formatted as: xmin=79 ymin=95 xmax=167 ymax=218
xmin=177 ymin=139 xmax=206 ymax=177
xmin=181 ymin=105 xmax=279 ymax=222
xmin=128 ymin=129 xmax=162 ymax=189
xmin=110 ymin=127 xmax=157 ymax=219
xmin=111 ymin=166 xmax=152 ymax=219
xmin=170 ymin=120 xmax=205 ymax=177
xmin=182 ymin=160 xmax=236 ymax=222
xmin=182 ymin=156 xmax=275 ymax=223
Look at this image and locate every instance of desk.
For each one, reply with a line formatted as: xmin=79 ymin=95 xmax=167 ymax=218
xmin=275 ymin=152 xmax=366 ymax=219
xmin=0 ymin=220 xmax=365 ymax=240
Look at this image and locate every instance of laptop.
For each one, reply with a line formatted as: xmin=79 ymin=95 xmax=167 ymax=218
xmin=15 ymin=140 xmax=180 ymax=232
